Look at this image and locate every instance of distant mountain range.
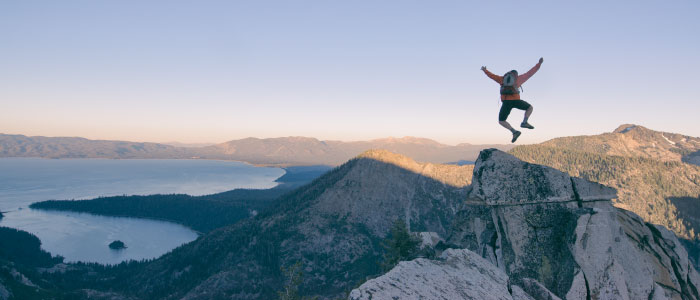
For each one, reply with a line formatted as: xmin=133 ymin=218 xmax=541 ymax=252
xmin=162 ymin=142 xmax=216 ymax=148
xmin=0 ymin=134 xmax=512 ymax=166
xmin=199 ymin=136 xmax=511 ymax=165
xmin=0 ymin=134 xmax=193 ymax=159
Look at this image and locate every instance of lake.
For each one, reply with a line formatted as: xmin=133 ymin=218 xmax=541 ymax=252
xmin=0 ymin=158 xmax=284 ymax=265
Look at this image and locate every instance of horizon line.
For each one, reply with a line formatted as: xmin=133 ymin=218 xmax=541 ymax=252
xmin=0 ymin=131 xmax=526 ymax=147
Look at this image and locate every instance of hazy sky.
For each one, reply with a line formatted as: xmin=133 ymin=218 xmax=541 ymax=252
xmin=2 ymin=1 xmax=699 ymax=145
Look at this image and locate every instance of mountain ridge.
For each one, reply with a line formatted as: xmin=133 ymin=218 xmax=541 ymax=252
xmin=540 ymin=124 xmax=700 ymax=166
xmin=0 ymin=133 xmax=193 ymax=159
xmin=0 ymin=133 xmax=512 ymax=166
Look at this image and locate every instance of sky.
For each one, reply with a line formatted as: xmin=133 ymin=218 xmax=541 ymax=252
xmin=1 ymin=1 xmax=699 ymax=145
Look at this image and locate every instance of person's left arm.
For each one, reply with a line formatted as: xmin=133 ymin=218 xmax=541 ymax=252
xmin=517 ymin=57 xmax=543 ymax=85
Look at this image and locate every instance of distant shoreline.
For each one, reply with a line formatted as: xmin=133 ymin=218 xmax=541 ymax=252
xmin=1 ymin=133 xmax=512 ymax=167
xmin=28 ymin=165 xmax=332 ymax=233
xmin=0 ymin=156 xmax=294 ymax=169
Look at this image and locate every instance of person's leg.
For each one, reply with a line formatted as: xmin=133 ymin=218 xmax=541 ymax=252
xmin=498 ymin=103 xmax=517 ymax=133
xmin=524 ymin=105 xmax=533 ymax=123
xmin=499 ymin=120 xmax=516 ymax=132
xmin=511 ymin=100 xmax=533 ymax=129
xmin=498 ymin=102 xmax=521 ymax=142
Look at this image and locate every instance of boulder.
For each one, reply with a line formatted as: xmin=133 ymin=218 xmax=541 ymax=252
xmin=349 ymin=248 xmax=517 ymax=300
xmin=470 ymin=149 xmax=616 ymax=205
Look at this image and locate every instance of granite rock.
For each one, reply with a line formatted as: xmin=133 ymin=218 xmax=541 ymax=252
xmin=349 ymin=248 xmax=516 ymax=300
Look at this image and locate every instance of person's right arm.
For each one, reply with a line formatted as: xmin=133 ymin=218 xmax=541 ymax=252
xmin=481 ymin=66 xmax=503 ymax=84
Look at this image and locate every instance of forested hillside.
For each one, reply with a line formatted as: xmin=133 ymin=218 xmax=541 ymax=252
xmin=539 ymin=124 xmax=700 ymax=166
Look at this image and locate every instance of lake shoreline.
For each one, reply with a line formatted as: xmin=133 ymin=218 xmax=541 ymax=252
xmin=0 ymin=158 xmax=296 ymax=265
xmin=28 ymin=165 xmax=331 ymax=233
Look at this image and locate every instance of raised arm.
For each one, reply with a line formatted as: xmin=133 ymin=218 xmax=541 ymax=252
xmin=517 ymin=57 xmax=543 ymax=85
xmin=481 ymin=66 xmax=503 ymax=84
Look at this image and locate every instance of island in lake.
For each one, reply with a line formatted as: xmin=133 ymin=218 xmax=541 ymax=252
xmin=109 ymin=240 xmax=126 ymax=250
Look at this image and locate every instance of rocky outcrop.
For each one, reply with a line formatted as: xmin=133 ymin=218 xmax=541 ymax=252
xmin=349 ymin=249 xmax=515 ymax=300
xmin=353 ymin=149 xmax=700 ymax=300
xmin=350 ymin=247 xmax=566 ymax=300
xmin=470 ymin=148 xmax=616 ymax=206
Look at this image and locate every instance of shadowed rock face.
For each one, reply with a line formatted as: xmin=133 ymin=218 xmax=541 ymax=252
xmin=352 ymin=149 xmax=700 ymax=300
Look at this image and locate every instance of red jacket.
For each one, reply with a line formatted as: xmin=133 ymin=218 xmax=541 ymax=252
xmin=483 ymin=61 xmax=542 ymax=100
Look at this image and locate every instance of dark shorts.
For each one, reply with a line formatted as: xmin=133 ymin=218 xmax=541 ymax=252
xmin=498 ymin=99 xmax=531 ymax=121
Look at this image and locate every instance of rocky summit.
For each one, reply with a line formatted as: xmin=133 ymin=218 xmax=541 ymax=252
xmin=352 ymin=149 xmax=700 ymax=300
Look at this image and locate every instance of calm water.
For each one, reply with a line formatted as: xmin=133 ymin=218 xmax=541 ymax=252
xmin=0 ymin=158 xmax=284 ymax=265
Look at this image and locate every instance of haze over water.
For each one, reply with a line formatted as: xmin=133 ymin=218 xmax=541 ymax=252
xmin=0 ymin=158 xmax=284 ymax=265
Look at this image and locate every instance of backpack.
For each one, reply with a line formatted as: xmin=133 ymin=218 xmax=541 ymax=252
xmin=500 ymin=70 xmax=520 ymax=95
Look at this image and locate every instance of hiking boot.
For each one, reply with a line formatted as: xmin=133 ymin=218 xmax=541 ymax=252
xmin=520 ymin=122 xmax=534 ymax=129
xmin=511 ymin=131 xmax=521 ymax=143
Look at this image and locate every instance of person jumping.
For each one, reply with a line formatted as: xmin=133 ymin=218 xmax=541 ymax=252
xmin=481 ymin=57 xmax=543 ymax=143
